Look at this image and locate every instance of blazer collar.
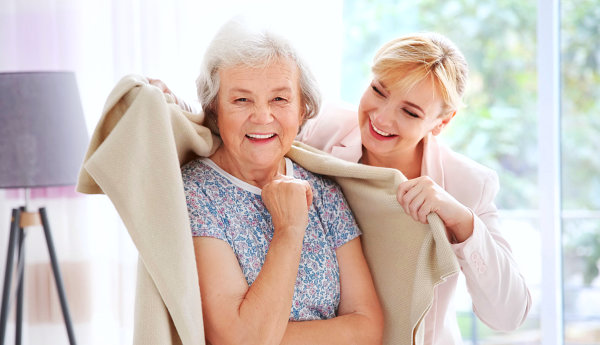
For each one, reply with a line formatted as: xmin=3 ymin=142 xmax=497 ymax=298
xmin=330 ymin=125 xmax=364 ymax=163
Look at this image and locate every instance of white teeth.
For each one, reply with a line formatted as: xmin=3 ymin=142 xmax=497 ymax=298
xmin=247 ymin=133 xmax=275 ymax=139
xmin=370 ymin=121 xmax=394 ymax=137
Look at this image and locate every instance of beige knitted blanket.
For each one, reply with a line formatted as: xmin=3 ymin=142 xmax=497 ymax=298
xmin=77 ymin=75 xmax=459 ymax=345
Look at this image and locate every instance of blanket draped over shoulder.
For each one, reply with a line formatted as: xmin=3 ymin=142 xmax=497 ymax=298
xmin=77 ymin=75 xmax=459 ymax=345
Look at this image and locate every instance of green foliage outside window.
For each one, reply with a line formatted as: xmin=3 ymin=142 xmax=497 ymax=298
xmin=561 ymin=1 xmax=600 ymax=334
xmin=342 ymin=0 xmax=537 ymax=210
xmin=561 ymin=0 xmax=600 ymax=211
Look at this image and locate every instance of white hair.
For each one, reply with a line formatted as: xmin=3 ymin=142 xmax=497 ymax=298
xmin=196 ymin=18 xmax=321 ymax=133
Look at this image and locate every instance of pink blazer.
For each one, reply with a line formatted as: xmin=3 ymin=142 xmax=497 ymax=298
xmin=298 ymin=103 xmax=532 ymax=345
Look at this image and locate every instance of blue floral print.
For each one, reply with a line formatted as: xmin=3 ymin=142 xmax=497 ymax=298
xmin=182 ymin=158 xmax=360 ymax=321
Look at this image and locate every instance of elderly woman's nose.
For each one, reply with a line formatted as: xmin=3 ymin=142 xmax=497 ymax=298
xmin=251 ymin=103 xmax=274 ymax=124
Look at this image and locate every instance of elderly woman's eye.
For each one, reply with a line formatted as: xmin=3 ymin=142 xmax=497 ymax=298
xmin=235 ymin=98 xmax=249 ymax=102
xmin=273 ymin=97 xmax=287 ymax=102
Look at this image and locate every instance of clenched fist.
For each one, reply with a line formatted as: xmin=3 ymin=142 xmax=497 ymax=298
xmin=262 ymin=175 xmax=313 ymax=237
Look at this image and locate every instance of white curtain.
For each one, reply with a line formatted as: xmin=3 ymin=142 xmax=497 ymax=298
xmin=0 ymin=0 xmax=342 ymax=344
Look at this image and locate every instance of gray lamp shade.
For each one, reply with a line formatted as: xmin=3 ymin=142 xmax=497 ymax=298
xmin=0 ymin=71 xmax=89 ymax=188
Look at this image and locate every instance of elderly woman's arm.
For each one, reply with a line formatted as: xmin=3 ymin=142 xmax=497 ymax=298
xmin=281 ymin=238 xmax=384 ymax=345
xmin=193 ymin=235 xmax=302 ymax=345
xmin=192 ymin=177 xmax=312 ymax=345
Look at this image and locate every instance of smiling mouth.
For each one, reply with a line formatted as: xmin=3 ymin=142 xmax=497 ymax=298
xmin=370 ymin=119 xmax=396 ymax=137
xmin=246 ymin=133 xmax=276 ymax=140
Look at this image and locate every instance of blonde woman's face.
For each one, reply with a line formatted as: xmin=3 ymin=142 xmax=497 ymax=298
xmin=357 ymin=76 xmax=451 ymax=161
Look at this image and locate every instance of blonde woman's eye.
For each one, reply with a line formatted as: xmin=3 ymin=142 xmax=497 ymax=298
xmin=403 ymin=109 xmax=419 ymax=118
xmin=371 ymin=85 xmax=385 ymax=97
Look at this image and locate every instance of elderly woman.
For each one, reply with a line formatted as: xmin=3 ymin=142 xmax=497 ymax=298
xmin=180 ymin=19 xmax=383 ymax=345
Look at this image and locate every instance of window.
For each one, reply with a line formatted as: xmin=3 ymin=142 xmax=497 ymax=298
xmin=561 ymin=0 xmax=600 ymax=343
xmin=342 ymin=0 xmax=599 ymax=343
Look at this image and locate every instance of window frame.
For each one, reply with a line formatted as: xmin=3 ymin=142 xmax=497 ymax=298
xmin=538 ymin=0 xmax=564 ymax=344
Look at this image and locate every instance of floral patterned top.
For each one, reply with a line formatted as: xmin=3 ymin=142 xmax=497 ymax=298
xmin=182 ymin=157 xmax=361 ymax=321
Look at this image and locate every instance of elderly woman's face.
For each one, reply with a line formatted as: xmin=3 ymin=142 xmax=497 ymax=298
xmin=215 ymin=58 xmax=303 ymax=171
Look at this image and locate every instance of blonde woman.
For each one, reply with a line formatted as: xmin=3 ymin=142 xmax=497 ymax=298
xmin=297 ymin=33 xmax=531 ymax=344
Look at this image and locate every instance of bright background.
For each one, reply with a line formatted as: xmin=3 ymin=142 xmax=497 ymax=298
xmin=0 ymin=0 xmax=598 ymax=344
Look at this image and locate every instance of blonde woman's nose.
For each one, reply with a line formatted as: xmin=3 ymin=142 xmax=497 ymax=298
xmin=371 ymin=104 xmax=395 ymax=125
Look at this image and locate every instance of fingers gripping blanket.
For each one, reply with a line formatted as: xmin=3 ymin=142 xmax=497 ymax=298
xmin=77 ymin=75 xmax=459 ymax=345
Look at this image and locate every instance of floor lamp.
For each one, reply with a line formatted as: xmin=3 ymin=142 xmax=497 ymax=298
xmin=0 ymin=71 xmax=89 ymax=345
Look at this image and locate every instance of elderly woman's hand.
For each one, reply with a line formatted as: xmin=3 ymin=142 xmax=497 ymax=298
xmin=262 ymin=175 xmax=313 ymax=236
xmin=397 ymin=176 xmax=474 ymax=243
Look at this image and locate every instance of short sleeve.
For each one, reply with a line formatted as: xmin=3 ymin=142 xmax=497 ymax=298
xmin=311 ymin=174 xmax=361 ymax=249
xmin=182 ymin=161 xmax=228 ymax=242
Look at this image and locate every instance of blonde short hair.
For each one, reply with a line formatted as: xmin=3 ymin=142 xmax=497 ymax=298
xmin=372 ymin=32 xmax=468 ymax=115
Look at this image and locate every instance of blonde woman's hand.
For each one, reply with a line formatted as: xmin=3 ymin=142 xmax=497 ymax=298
xmin=397 ymin=176 xmax=474 ymax=242
xmin=262 ymin=175 xmax=313 ymax=238
xmin=147 ymin=77 xmax=175 ymax=96
xmin=147 ymin=77 xmax=196 ymax=112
